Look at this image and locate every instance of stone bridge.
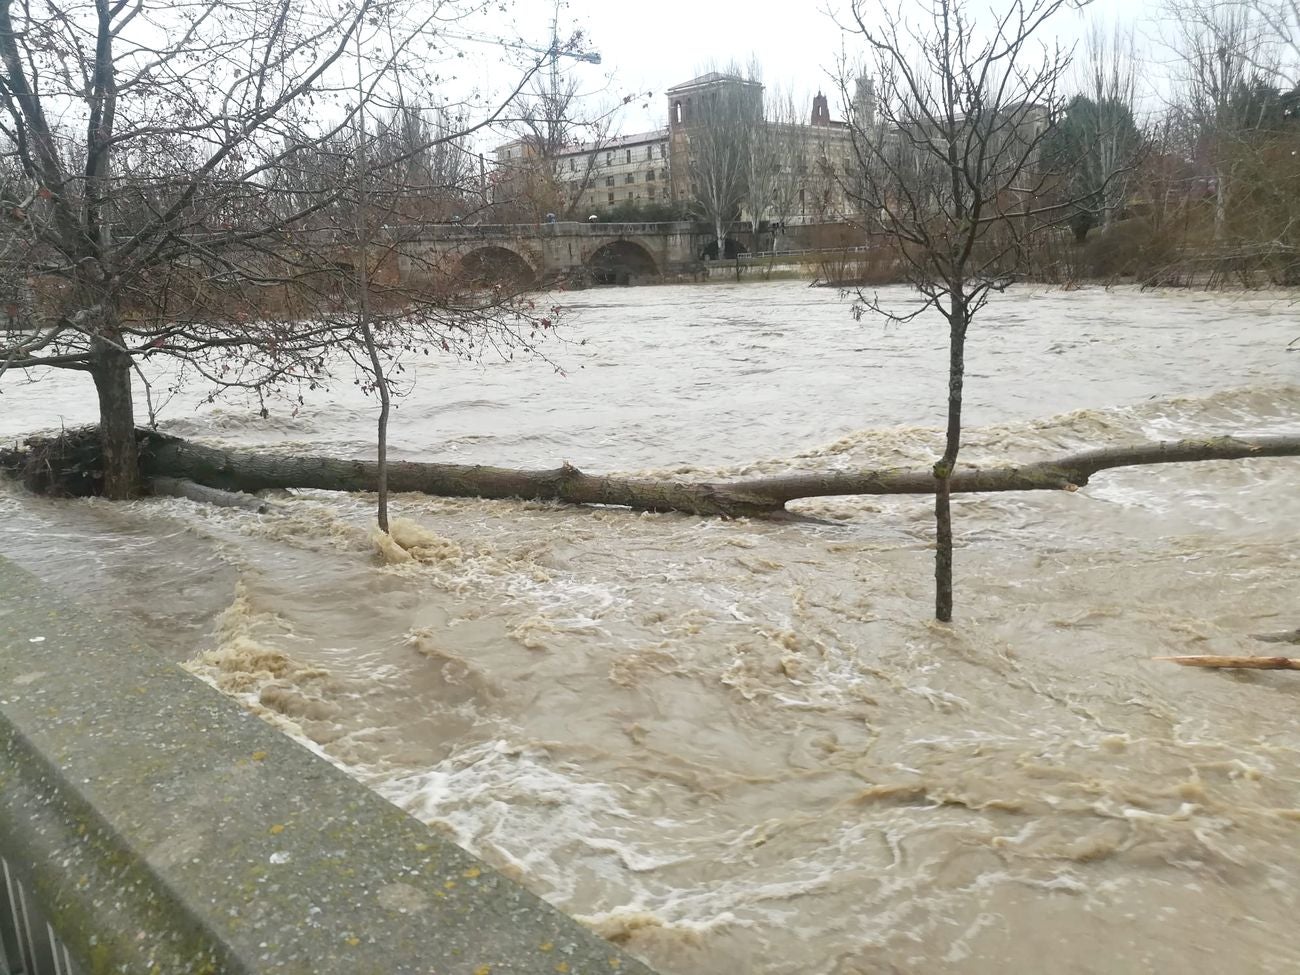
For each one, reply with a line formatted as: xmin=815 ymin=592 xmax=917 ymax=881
xmin=392 ymin=221 xmax=734 ymax=286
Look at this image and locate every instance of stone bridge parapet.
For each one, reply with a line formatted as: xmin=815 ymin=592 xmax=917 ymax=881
xmin=390 ymin=221 xmax=713 ymax=285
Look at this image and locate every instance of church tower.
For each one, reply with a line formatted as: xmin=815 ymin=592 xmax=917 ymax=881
xmin=810 ymin=92 xmax=831 ymax=126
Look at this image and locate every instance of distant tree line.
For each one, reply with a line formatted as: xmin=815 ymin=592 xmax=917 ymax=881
xmin=1035 ymin=3 xmax=1300 ymax=285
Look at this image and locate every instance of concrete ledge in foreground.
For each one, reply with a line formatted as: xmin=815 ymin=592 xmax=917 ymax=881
xmin=0 ymin=555 xmax=657 ymax=975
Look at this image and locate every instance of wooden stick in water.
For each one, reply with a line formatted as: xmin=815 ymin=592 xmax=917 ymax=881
xmin=1155 ymin=655 xmax=1300 ymax=670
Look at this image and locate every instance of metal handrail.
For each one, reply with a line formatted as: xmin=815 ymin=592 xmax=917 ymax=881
xmin=1 ymin=858 xmax=79 ymax=975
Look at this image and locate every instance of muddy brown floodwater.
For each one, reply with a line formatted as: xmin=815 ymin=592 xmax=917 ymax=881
xmin=2 ymin=282 xmax=1299 ymax=974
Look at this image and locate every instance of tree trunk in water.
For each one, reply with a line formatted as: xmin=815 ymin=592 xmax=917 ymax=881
xmin=91 ymin=341 xmax=140 ymax=500
xmin=361 ymin=320 xmax=391 ymax=533
xmin=152 ymin=477 xmax=271 ymax=512
xmin=934 ymin=478 xmax=953 ymax=621
xmin=934 ymin=303 xmax=968 ymax=623
xmin=715 ymin=216 xmax=726 ymax=260
xmin=123 ymin=434 xmax=1300 ymax=517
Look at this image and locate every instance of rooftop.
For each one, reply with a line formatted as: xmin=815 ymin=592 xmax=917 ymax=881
xmin=495 ymin=127 xmax=669 ymax=157
xmin=666 ymin=71 xmax=763 ymax=93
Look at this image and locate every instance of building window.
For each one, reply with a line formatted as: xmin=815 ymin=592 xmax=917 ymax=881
xmin=648 ymin=187 xmax=656 ymax=200
xmin=606 ymin=151 xmax=613 ymax=165
xmin=660 ymin=145 xmax=666 ymax=159
xmin=568 ymin=158 xmax=575 ymax=171
xmin=673 ymin=102 xmax=683 ymax=125
xmin=646 ymin=145 xmax=653 ymax=160
xmin=625 ymin=174 xmax=635 ymax=184
xmin=605 ymin=176 xmax=614 ymax=187
xmin=628 ymin=191 xmax=634 ymax=200
xmin=608 ymin=192 xmax=615 ymax=203
xmin=625 ymin=148 xmax=632 ymax=164
xmin=646 ymin=170 xmax=655 ymax=181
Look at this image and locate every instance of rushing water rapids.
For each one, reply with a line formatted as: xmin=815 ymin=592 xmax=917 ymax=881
xmin=2 ymin=282 xmax=1299 ymax=974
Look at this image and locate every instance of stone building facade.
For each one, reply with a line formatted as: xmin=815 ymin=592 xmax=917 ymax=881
xmin=492 ymin=129 xmax=673 ymax=218
xmin=493 ymin=71 xmax=876 ymax=226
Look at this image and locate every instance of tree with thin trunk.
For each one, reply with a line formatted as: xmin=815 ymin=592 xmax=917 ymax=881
xmin=507 ymin=72 xmax=618 ymax=220
xmin=1079 ymin=21 xmax=1141 ymax=230
xmin=1164 ymin=0 xmax=1276 ymax=243
xmin=840 ymin=0 xmax=1078 ymax=622
xmin=1242 ymin=0 xmax=1300 ymax=90
xmin=495 ymin=5 xmax=622 ymax=223
xmin=767 ymin=90 xmax=809 ymax=245
xmin=738 ymin=61 xmax=783 ymax=253
xmin=0 ymin=0 xmax=552 ymax=501
xmin=682 ymin=66 xmax=761 ymax=259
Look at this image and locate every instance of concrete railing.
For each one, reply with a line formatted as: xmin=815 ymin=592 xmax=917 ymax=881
xmin=0 ymin=555 xmax=658 ymax=975
xmin=390 ymin=221 xmax=698 ymax=242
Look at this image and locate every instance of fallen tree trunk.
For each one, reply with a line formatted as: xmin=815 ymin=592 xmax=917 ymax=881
xmin=134 ymin=433 xmax=1300 ymax=518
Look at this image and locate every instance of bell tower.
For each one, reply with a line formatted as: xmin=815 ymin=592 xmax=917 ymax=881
xmin=810 ymin=91 xmax=831 ymax=126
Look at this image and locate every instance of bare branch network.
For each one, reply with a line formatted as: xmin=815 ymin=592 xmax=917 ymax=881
xmin=0 ymin=0 xmax=566 ymax=496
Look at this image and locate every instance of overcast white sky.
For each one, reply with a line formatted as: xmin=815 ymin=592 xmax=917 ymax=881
xmin=478 ymin=0 xmax=1162 ymax=136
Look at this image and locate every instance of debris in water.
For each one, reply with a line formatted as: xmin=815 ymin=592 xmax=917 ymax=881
xmin=1155 ymin=655 xmax=1300 ymax=670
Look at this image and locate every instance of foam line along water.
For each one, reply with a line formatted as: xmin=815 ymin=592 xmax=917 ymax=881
xmin=1 ymin=282 xmax=1298 ymax=974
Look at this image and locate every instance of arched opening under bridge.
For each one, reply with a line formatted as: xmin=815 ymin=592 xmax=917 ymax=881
xmin=459 ymin=246 xmax=537 ymax=289
xmin=700 ymin=237 xmax=748 ymax=260
xmin=586 ymin=240 xmax=659 ymax=285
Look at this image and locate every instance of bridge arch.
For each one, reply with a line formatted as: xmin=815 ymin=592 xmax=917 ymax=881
xmin=700 ymin=237 xmax=748 ymax=260
xmin=586 ymin=239 xmax=660 ymax=285
xmin=459 ymin=245 xmax=537 ymax=288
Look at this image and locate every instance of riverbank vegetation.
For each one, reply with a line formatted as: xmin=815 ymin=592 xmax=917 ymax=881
xmin=817 ymin=0 xmax=1300 ymax=290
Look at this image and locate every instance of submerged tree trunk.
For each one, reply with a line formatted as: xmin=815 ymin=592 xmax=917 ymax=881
xmin=152 ymin=477 xmax=271 ymax=512
xmin=360 ymin=320 xmax=391 ymax=532
xmin=935 ymin=302 xmax=969 ymax=623
xmin=90 ymin=339 xmax=140 ymax=500
xmin=116 ymin=432 xmax=1300 ymax=518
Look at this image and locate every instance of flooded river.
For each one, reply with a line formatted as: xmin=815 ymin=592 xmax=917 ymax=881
xmin=2 ymin=282 xmax=1299 ymax=974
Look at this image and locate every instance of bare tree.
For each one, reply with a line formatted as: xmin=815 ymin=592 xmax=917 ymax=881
xmin=767 ymin=90 xmax=809 ymax=245
xmin=738 ymin=62 xmax=784 ymax=252
xmin=681 ymin=66 xmax=763 ymax=258
xmin=840 ymin=0 xmax=1077 ymax=621
xmin=372 ymin=104 xmax=479 ymax=223
xmin=506 ymin=76 xmax=619 ymax=220
xmin=492 ymin=7 xmax=623 ymax=222
xmin=1077 ymin=22 xmax=1142 ymax=230
xmin=1245 ymin=0 xmax=1300 ymax=86
xmin=1164 ymin=0 xmax=1275 ymax=241
xmin=0 ymin=0 xmax=548 ymax=500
